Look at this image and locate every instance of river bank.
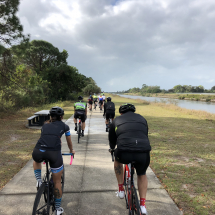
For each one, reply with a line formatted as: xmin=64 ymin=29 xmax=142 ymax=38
xmin=123 ymin=92 xmax=215 ymax=102
xmin=110 ymin=94 xmax=215 ymax=215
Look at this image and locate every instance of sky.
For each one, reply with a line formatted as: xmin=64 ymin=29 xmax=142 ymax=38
xmin=17 ymin=0 xmax=215 ymax=91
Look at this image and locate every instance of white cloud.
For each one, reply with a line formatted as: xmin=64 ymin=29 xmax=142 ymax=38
xmin=18 ymin=0 xmax=215 ymax=91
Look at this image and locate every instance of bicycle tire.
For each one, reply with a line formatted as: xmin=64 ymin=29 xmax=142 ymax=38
xmin=32 ymin=183 xmax=49 ymax=215
xmin=131 ymin=186 xmax=141 ymax=215
xmin=78 ymin=122 xmax=81 ymax=143
xmin=123 ymin=167 xmax=129 ymax=210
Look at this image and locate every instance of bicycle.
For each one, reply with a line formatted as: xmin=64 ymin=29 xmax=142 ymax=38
xmin=104 ymin=114 xmax=113 ymax=132
xmin=32 ymin=153 xmax=73 ymax=215
xmin=109 ymin=149 xmax=142 ymax=215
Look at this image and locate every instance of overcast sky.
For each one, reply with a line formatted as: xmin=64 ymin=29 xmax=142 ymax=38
xmin=18 ymin=0 xmax=215 ymax=91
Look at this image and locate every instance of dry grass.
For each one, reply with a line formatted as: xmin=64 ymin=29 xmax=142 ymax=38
xmin=0 ymin=101 xmax=75 ymax=190
xmin=109 ymin=94 xmax=215 ymax=215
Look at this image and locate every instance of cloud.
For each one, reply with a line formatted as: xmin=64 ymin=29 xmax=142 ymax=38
xmin=18 ymin=0 xmax=215 ymax=91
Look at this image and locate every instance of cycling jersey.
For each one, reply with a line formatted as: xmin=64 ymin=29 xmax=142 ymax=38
xmin=109 ymin=111 xmax=151 ymax=152
xmin=104 ymin=101 xmax=115 ymax=115
xmin=74 ymin=101 xmax=87 ymax=110
xmin=102 ymin=96 xmax=106 ymax=101
xmin=93 ymin=95 xmax=98 ymax=102
xmin=35 ymin=121 xmax=70 ymax=151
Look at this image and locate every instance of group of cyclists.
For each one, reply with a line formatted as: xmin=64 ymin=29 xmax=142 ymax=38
xmin=32 ymin=94 xmax=151 ymax=215
xmin=87 ymin=93 xmax=106 ymax=111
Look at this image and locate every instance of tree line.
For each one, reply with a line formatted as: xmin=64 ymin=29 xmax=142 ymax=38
xmin=120 ymin=84 xmax=215 ymax=94
xmin=0 ymin=1 xmax=101 ymax=110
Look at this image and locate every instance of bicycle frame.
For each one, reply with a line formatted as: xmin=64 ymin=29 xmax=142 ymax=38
xmin=33 ymin=153 xmax=73 ymax=215
xmin=109 ymin=149 xmax=141 ymax=215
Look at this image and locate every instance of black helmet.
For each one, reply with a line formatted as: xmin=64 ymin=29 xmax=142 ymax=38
xmin=49 ymin=106 xmax=64 ymax=116
xmin=78 ymin=96 xmax=83 ymax=100
xmin=107 ymin=97 xmax=111 ymax=102
xmin=119 ymin=103 xmax=136 ymax=114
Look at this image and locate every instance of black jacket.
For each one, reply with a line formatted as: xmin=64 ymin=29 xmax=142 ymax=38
xmin=35 ymin=121 xmax=70 ymax=151
xmin=109 ymin=111 xmax=151 ymax=152
xmin=104 ymin=101 xmax=115 ymax=115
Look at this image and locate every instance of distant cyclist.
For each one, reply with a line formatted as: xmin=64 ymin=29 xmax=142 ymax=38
xmin=93 ymin=93 xmax=98 ymax=109
xmin=32 ymin=107 xmax=75 ymax=215
xmin=103 ymin=97 xmax=115 ymax=132
xmin=108 ymin=103 xmax=151 ymax=215
xmin=98 ymin=94 xmax=103 ymax=110
xmin=88 ymin=95 xmax=93 ymax=111
xmin=74 ymin=96 xmax=87 ymax=137
xmin=102 ymin=93 xmax=106 ymax=104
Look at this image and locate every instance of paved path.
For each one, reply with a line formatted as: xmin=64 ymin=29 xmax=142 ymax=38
xmin=0 ymin=109 xmax=183 ymax=215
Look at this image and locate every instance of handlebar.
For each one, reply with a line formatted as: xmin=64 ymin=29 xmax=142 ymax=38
xmin=62 ymin=153 xmax=74 ymax=165
xmin=109 ymin=149 xmax=115 ymax=162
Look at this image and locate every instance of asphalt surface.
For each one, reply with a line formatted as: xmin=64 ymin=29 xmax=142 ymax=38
xmin=0 ymin=108 xmax=183 ymax=215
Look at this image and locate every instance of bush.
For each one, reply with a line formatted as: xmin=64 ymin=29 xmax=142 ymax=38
xmin=206 ymin=98 xmax=211 ymax=102
xmin=178 ymin=96 xmax=185 ymax=100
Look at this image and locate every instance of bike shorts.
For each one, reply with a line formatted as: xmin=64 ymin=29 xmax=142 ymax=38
xmin=99 ymin=100 xmax=103 ymax=104
xmin=106 ymin=111 xmax=115 ymax=120
xmin=74 ymin=110 xmax=86 ymax=122
xmin=89 ymin=100 xmax=93 ymax=105
xmin=114 ymin=149 xmax=150 ymax=176
xmin=32 ymin=148 xmax=63 ymax=173
xmin=93 ymin=100 xmax=97 ymax=104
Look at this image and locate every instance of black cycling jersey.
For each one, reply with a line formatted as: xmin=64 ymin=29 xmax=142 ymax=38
xmin=104 ymin=101 xmax=115 ymax=115
xmin=109 ymin=111 xmax=151 ymax=152
xmin=35 ymin=120 xmax=70 ymax=151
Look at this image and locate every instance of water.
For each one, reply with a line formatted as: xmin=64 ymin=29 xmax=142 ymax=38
xmin=118 ymin=94 xmax=215 ymax=114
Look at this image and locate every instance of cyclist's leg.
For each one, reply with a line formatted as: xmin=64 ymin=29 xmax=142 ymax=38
xmin=134 ymin=152 xmax=150 ymax=213
xmin=114 ymin=149 xmax=130 ymax=199
xmin=32 ymin=148 xmax=43 ymax=188
xmin=80 ymin=113 xmax=86 ymax=136
xmin=74 ymin=112 xmax=78 ymax=131
xmin=137 ymin=175 xmax=148 ymax=198
xmin=105 ymin=112 xmax=109 ymax=131
xmin=49 ymin=151 xmax=64 ymax=212
xmin=114 ymin=159 xmax=123 ymax=184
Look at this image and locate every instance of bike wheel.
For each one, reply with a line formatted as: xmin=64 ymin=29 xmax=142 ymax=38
xmin=123 ymin=167 xmax=129 ymax=210
xmin=131 ymin=186 xmax=141 ymax=215
xmin=78 ymin=123 xmax=81 ymax=143
xmin=32 ymin=183 xmax=54 ymax=215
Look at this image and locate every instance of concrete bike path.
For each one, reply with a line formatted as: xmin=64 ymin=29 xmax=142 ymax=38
xmin=0 ymin=109 xmax=183 ymax=215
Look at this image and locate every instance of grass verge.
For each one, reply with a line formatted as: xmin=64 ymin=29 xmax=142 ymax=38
xmin=110 ymin=94 xmax=215 ymax=215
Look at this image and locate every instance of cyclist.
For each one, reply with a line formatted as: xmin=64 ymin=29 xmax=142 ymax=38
xmin=109 ymin=103 xmax=151 ymax=215
xmin=93 ymin=93 xmax=98 ymax=110
xmin=102 ymin=93 xmax=106 ymax=104
xmin=32 ymin=106 xmax=75 ymax=215
xmin=88 ymin=95 xmax=93 ymax=111
xmin=74 ymin=96 xmax=87 ymax=137
xmin=98 ymin=94 xmax=103 ymax=110
xmin=103 ymin=97 xmax=115 ymax=132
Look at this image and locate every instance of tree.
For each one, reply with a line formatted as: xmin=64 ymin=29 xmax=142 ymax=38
xmin=0 ymin=0 xmax=29 ymax=45
xmin=211 ymin=86 xmax=215 ymax=91
xmin=23 ymin=40 xmax=68 ymax=73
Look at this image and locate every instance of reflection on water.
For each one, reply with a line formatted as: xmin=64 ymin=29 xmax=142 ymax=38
xmin=118 ymin=94 xmax=215 ymax=114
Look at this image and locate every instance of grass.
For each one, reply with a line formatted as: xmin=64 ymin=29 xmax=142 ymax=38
xmin=109 ymin=94 xmax=215 ymax=215
xmin=0 ymin=100 xmax=76 ymax=190
xmin=1 ymin=94 xmax=215 ymax=214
